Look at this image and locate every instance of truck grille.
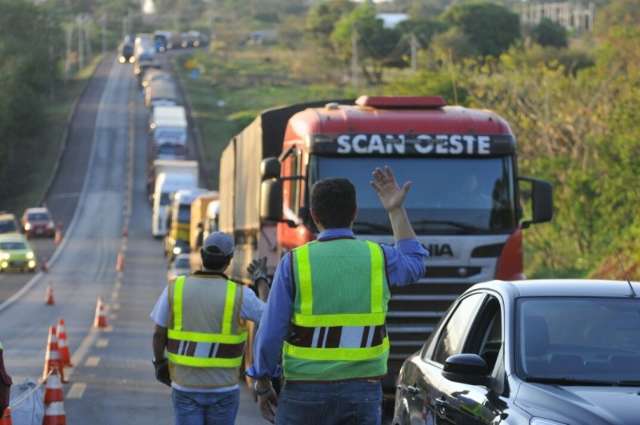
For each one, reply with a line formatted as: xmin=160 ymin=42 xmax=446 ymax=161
xmin=387 ymin=281 xmax=474 ymax=360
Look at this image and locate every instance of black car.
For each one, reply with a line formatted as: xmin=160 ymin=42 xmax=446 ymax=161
xmin=393 ymin=279 xmax=640 ymax=425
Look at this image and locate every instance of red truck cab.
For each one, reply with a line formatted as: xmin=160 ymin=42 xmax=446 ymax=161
xmin=259 ymin=96 xmax=553 ymax=390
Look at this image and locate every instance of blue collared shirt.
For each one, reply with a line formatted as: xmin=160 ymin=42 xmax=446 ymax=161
xmin=246 ymin=228 xmax=428 ymax=379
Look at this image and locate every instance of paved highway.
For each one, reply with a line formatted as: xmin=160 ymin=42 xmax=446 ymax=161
xmin=0 ymin=57 xmax=267 ymax=424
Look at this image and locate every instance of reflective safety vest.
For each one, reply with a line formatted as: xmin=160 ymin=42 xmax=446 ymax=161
xmin=167 ymin=275 xmax=248 ymax=388
xmin=283 ymin=239 xmax=391 ymax=381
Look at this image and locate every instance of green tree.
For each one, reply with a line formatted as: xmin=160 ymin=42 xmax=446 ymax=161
xmin=331 ymin=3 xmax=402 ymax=84
xmin=442 ymin=2 xmax=521 ymax=57
xmin=306 ymin=0 xmax=354 ymax=50
xmin=531 ymin=18 xmax=568 ymax=48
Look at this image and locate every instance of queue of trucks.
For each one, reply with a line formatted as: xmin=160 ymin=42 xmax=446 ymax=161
xmin=123 ymin=31 xmax=554 ymax=391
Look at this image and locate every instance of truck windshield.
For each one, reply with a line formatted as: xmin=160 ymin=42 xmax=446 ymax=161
xmin=178 ymin=204 xmax=190 ymax=223
xmin=313 ymin=156 xmax=516 ymax=234
xmin=154 ymin=128 xmax=186 ymax=144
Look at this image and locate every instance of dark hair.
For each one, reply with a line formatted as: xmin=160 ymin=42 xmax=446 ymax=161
xmin=310 ymin=178 xmax=357 ymax=228
xmin=201 ymin=246 xmax=232 ymax=271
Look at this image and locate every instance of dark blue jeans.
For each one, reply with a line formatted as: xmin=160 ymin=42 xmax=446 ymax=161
xmin=172 ymin=388 xmax=240 ymax=425
xmin=275 ymin=380 xmax=382 ymax=425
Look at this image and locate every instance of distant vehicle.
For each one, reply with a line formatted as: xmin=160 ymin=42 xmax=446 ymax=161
xmin=149 ymin=105 xmax=188 ymax=158
xmin=0 ymin=213 xmax=19 ymax=235
xmin=0 ymin=233 xmax=37 ymax=272
xmin=141 ymin=69 xmax=172 ymax=89
xmin=189 ymin=192 xmax=218 ymax=253
xmin=145 ymin=79 xmax=180 ymax=108
xmin=165 ymin=189 xmax=207 ymax=260
xmin=151 ymin=167 xmax=199 ymax=238
xmin=133 ymin=59 xmax=160 ymax=82
xmin=203 ymin=199 xmax=220 ymax=241
xmin=393 ymin=279 xmax=640 ymax=425
xmin=21 ymin=207 xmax=55 ymax=238
xmin=219 ymin=96 xmax=553 ymax=392
xmin=147 ymin=159 xmax=198 ymax=201
xmin=118 ymin=39 xmax=135 ymax=64
xmin=154 ymin=31 xmax=171 ymax=52
xmin=167 ymin=253 xmax=191 ymax=282
xmin=167 ymin=32 xmax=184 ymax=50
xmin=134 ymin=33 xmax=155 ymax=63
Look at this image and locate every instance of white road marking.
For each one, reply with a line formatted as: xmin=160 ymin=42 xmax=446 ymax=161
xmin=110 ymin=313 xmax=118 ymax=321
xmin=115 ymin=281 xmax=122 ymax=290
xmin=96 ymin=338 xmax=109 ymax=348
xmin=67 ymin=328 xmax=99 ymax=380
xmin=67 ymin=383 xmax=87 ymax=399
xmin=112 ymin=302 xmax=121 ymax=311
xmin=85 ymin=356 xmax=101 ymax=367
xmin=111 ymin=290 xmax=119 ymax=300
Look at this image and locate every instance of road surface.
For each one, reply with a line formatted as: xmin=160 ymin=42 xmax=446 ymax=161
xmin=0 ymin=56 xmax=267 ymax=424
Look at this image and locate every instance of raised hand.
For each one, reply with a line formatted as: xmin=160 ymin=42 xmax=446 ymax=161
xmin=370 ymin=166 xmax=412 ymax=212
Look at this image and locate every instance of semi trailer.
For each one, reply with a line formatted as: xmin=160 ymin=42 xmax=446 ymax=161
xmin=219 ymin=96 xmax=553 ymax=390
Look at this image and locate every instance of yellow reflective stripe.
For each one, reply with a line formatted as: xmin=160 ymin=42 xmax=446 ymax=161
xmin=367 ymin=241 xmax=383 ymax=314
xmin=222 ymin=281 xmax=236 ymax=335
xmin=167 ymin=353 xmax=243 ymax=368
xmin=293 ymin=312 xmax=386 ymax=327
xmin=296 ymin=245 xmax=313 ymax=316
xmin=283 ymin=337 xmax=390 ymax=361
xmin=168 ymin=330 xmax=248 ymax=344
xmin=173 ymin=276 xmax=186 ymax=331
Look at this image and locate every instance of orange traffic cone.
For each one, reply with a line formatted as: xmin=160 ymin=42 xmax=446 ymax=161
xmin=45 ymin=285 xmax=55 ymax=306
xmin=42 ymin=326 xmax=66 ymax=383
xmin=43 ymin=369 xmax=66 ymax=425
xmin=115 ymin=252 xmax=124 ymax=272
xmin=93 ymin=297 xmax=108 ymax=329
xmin=0 ymin=407 xmax=12 ymax=425
xmin=56 ymin=319 xmax=72 ymax=367
xmin=53 ymin=223 xmax=63 ymax=246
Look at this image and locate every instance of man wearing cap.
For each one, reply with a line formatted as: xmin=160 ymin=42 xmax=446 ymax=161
xmin=151 ymin=232 xmax=265 ymax=425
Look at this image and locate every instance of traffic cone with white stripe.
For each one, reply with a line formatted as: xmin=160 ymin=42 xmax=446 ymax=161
xmin=43 ymin=368 xmax=66 ymax=425
xmin=56 ymin=319 xmax=72 ymax=367
xmin=45 ymin=285 xmax=55 ymax=306
xmin=0 ymin=407 xmax=12 ymax=425
xmin=42 ymin=326 xmax=66 ymax=383
xmin=93 ymin=297 xmax=108 ymax=329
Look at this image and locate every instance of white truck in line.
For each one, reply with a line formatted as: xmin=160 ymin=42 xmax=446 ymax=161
xmin=149 ymin=105 xmax=188 ymax=159
xmin=151 ymin=161 xmax=199 ymax=238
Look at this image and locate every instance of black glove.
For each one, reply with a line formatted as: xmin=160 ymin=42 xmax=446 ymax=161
xmin=248 ymin=257 xmax=269 ymax=284
xmin=153 ymin=358 xmax=171 ymax=387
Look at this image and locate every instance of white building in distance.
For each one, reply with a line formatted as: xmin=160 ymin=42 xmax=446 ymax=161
xmin=520 ymin=2 xmax=596 ymax=32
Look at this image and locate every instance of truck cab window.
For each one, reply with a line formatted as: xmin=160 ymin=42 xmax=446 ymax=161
xmin=287 ymin=150 xmax=302 ymax=216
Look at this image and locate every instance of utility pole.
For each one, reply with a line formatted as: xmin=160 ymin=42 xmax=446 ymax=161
xmin=101 ymin=15 xmax=107 ymax=55
xmin=64 ymin=25 xmax=73 ymax=82
xmin=78 ymin=16 xmax=85 ymax=70
xmin=410 ymin=33 xmax=418 ymax=72
xmin=351 ymin=30 xmax=360 ymax=88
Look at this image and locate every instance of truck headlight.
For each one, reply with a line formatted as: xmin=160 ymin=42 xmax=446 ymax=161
xmin=28 ymin=260 xmax=36 ymax=268
xmin=24 ymin=223 xmax=32 ymax=231
xmin=1 ymin=261 xmax=8 ymax=269
xmin=0 ymin=253 xmax=9 ymax=261
xmin=173 ymin=246 xmax=182 ymax=255
xmin=26 ymin=251 xmax=35 ymax=260
xmin=47 ymin=221 xmax=54 ymax=229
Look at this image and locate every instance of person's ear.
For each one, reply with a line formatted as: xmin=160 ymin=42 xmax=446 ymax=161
xmin=310 ymin=209 xmax=324 ymax=231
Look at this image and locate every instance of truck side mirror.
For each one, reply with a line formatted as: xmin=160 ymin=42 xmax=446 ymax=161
xmin=519 ymin=177 xmax=553 ymax=228
xmin=261 ymin=157 xmax=281 ymax=181
xmin=260 ymin=178 xmax=283 ymax=222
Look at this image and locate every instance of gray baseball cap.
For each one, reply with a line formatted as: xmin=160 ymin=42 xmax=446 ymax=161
xmin=202 ymin=232 xmax=234 ymax=256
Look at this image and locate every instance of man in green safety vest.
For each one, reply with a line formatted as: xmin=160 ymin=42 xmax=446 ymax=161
xmin=151 ymin=232 xmax=265 ymax=425
xmin=247 ymin=166 xmax=428 ymax=424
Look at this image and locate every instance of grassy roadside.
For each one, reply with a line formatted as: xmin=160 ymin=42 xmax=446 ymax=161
xmin=175 ymin=47 xmax=359 ymax=189
xmin=0 ymin=55 xmax=103 ymax=214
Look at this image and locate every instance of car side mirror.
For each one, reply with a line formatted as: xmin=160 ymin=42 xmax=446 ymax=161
xmin=443 ymin=354 xmax=490 ymax=386
xmin=260 ymin=178 xmax=283 ymax=222
xmin=518 ymin=177 xmax=553 ymax=228
xmin=261 ymin=157 xmax=281 ymax=181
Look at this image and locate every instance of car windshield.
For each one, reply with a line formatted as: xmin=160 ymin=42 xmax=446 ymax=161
xmin=517 ymin=297 xmax=640 ymax=384
xmin=0 ymin=242 xmax=26 ymax=250
xmin=312 ymin=156 xmax=516 ymax=234
xmin=0 ymin=220 xmax=17 ymax=233
xmin=28 ymin=213 xmax=50 ymax=221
